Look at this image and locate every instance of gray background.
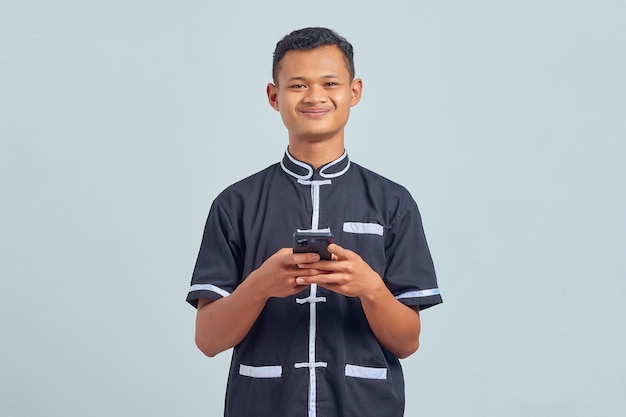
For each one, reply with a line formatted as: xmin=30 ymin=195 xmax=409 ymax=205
xmin=1 ymin=1 xmax=624 ymax=416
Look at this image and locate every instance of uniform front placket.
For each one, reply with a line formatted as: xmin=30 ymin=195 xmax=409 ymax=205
xmin=281 ymin=151 xmax=350 ymax=417
xmin=295 ymin=176 xmax=332 ymax=417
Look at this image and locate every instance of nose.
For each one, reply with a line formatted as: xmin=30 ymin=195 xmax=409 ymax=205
xmin=302 ymin=84 xmax=327 ymax=104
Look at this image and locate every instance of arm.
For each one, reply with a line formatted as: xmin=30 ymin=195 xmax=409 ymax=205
xmin=295 ymin=243 xmax=420 ymax=359
xmin=359 ymin=283 xmax=421 ymax=359
xmin=195 ymin=248 xmax=321 ymax=357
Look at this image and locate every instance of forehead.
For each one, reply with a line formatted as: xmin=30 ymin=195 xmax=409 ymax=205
xmin=276 ymin=45 xmax=351 ymax=82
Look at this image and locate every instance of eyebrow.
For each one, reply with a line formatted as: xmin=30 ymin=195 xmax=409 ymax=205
xmin=285 ymin=75 xmax=340 ymax=83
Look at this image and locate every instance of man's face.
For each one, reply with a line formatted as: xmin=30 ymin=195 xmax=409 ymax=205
xmin=267 ymin=45 xmax=362 ymax=144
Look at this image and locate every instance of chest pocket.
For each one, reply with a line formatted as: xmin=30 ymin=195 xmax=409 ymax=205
xmin=341 ymin=222 xmax=386 ymax=275
xmin=343 ymin=222 xmax=384 ymax=236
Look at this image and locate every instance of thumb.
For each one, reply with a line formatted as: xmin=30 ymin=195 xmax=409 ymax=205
xmin=328 ymin=243 xmax=350 ymax=260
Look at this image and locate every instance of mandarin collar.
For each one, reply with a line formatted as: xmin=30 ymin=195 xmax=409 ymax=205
xmin=280 ymin=149 xmax=351 ymax=181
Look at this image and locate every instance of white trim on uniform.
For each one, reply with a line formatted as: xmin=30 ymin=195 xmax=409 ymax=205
xmin=396 ymin=288 xmax=441 ymax=299
xmin=345 ymin=364 xmax=388 ymax=380
xmin=189 ymin=283 xmax=231 ymax=298
xmin=298 ymin=180 xmax=332 ymax=231
xmin=295 ymin=284 xmax=328 ymax=417
xmin=343 ymin=222 xmax=384 ymax=236
xmin=319 ymin=151 xmax=350 ymax=178
xmin=297 ymin=228 xmax=331 ymax=233
xmin=282 ymin=151 xmax=313 ymax=180
xmin=239 ymin=364 xmax=282 ymax=378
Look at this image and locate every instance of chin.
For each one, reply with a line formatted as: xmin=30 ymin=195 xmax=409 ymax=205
xmin=300 ymin=131 xmax=341 ymax=142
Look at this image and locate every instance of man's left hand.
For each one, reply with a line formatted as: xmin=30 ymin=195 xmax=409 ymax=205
xmin=295 ymin=243 xmax=383 ymax=298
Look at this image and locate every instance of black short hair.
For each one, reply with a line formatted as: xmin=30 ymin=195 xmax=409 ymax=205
xmin=272 ymin=27 xmax=355 ymax=83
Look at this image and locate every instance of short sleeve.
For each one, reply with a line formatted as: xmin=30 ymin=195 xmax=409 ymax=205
xmin=186 ymin=200 xmax=243 ymax=308
xmin=384 ymin=201 xmax=442 ymax=310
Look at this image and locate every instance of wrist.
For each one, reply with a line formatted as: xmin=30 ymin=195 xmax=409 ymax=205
xmin=241 ymin=270 xmax=271 ymax=303
xmin=359 ymin=273 xmax=386 ymax=304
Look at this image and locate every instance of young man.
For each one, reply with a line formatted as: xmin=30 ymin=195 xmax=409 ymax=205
xmin=187 ymin=27 xmax=442 ymax=417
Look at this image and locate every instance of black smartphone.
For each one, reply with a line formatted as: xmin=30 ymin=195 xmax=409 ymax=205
xmin=292 ymin=231 xmax=334 ymax=260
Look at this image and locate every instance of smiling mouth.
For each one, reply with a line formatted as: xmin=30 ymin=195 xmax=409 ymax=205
xmin=299 ymin=108 xmax=331 ymax=117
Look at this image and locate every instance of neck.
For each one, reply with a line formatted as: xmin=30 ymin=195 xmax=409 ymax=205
xmin=288 ymin=137 xmax=345 ymax=169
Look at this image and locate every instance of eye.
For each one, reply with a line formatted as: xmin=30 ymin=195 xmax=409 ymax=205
xmin=290 ymin=84 xmax=306 ymax=89
xmin=325 ymin=82 xmax=338 ymax=87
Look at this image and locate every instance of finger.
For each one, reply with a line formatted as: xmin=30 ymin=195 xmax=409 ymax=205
xmin=298 ymin=272 xmax=346 ymax=286
xmin=328 ymin=243 xmax=351 ymax=260
xmin=298 ymin=260 xmax=342 ymax=273
xmin=294 ymin=267 xmax=323 ymax=276
xmin=292 ymin=252 xmax=321 ymax=265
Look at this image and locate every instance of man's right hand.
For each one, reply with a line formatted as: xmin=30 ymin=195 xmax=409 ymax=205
xmin=195 ymin=247 xmax=323 ymax=357
xmin=250 ymin=248 xmax=322 ymax=298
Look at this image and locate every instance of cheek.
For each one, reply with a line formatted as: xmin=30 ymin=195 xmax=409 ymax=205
xmin=278 ymin=108 xmax=300 ymax=130
xmin=278 ymin=110 xmax=293 ymax=126
xmin=334 ymin=92 xmax=353 ymax=108
xmin=336 ymin=97 xmax=353 ymax=114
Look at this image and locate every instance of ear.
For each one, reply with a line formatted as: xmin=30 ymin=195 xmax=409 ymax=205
xmin=266 ymin=83 xmax=280 ymax=111
xmin=350 ymin=78 xmax=363 ymax=107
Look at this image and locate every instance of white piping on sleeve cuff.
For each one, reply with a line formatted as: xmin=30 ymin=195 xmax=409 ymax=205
xmin=395 ymin=288 xmax=441 ymax=299
xmin=189 ymin=283 xmax=231 ymax=298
